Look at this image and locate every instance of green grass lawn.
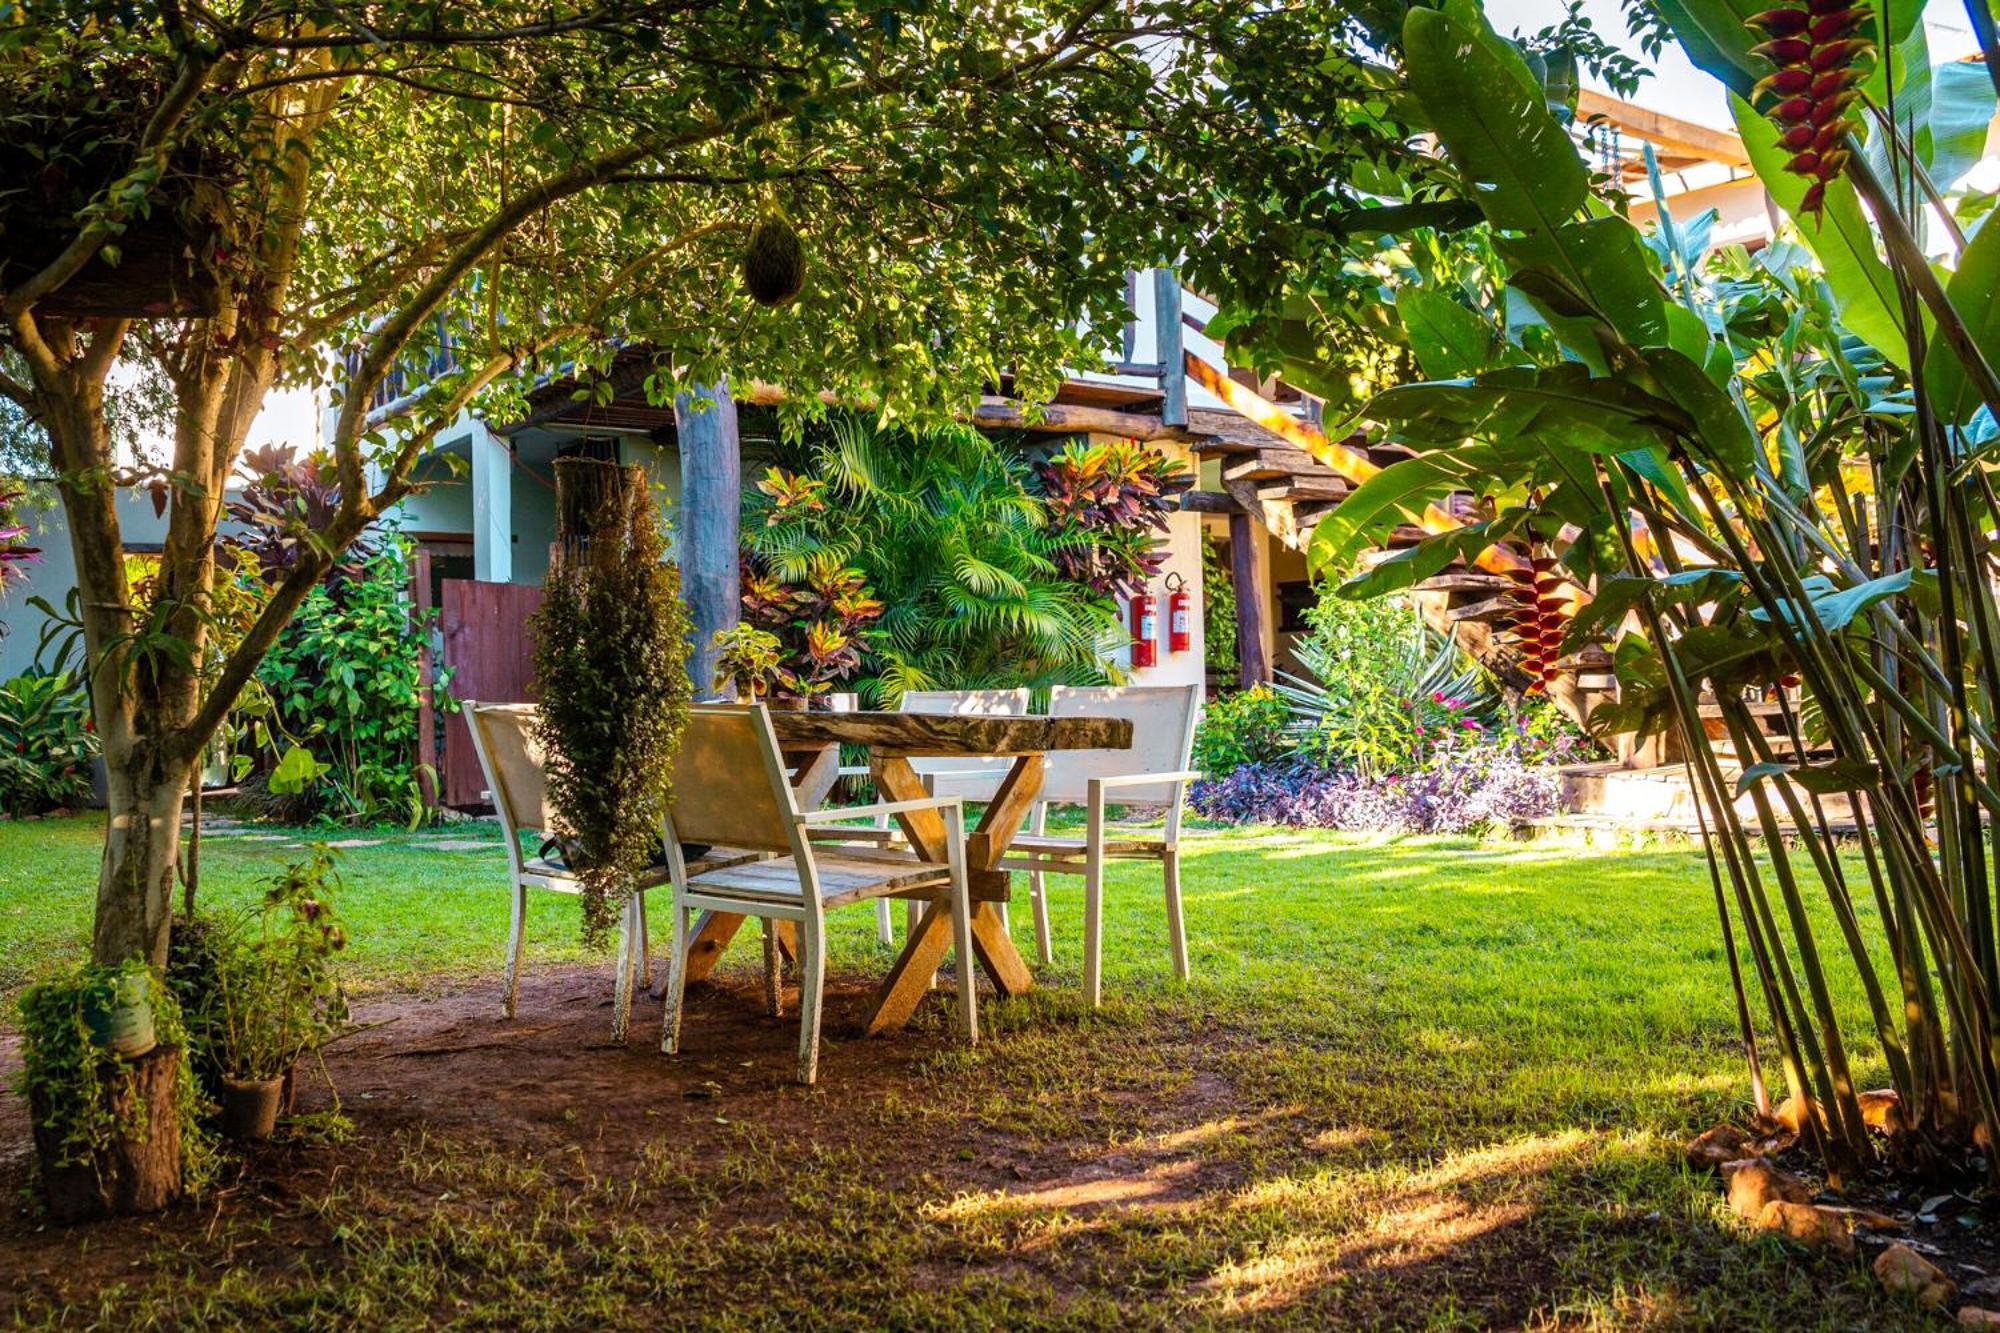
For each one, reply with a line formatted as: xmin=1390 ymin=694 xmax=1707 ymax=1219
xmin=0 ymin=813 xmax=1935 ymax=1328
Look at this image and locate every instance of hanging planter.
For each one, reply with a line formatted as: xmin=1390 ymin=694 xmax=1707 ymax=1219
xmin=0 ymin=66 xmax=230 ymax=319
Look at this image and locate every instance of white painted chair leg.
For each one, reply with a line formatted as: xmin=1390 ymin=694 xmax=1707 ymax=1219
xmin=612 ymin=893 xmax=637 ymax=1042
xmin=637 ymin=889 xmax=652 ymax=990
xmin=796 ymin=920 xmax=826 ymax=1085
xmin=661 ymin=903 xmax=689 ymax=1054
xmin=1083 ymin=787 xmax=1106 ymax=1008
xmin=1029 ymin=801 xmax=1054 ymax=965
xmin=947 ymin=833 xmax=978 ymax=1047
xmin=503 ymin=878 xmax=527 ymax=1019
xmin=762 ymin=917 xmax=783 ymax=1017
xmin=874 ymin=809 xmax=894 ymax=944
xmin=1163 ymin=848 xmax=1189 ymax=981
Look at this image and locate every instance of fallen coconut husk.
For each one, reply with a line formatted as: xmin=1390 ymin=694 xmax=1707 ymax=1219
xmin=1687 ymin=1123 xmax=1754 ymax=1169
xmin=1722 ymin=1158 xmax=1811 ymax=1220
xmin=1875 ymin=1242 xmax=1957 ymax=1307
xmin=1757 ymin=1200 xmax=1857 ymax=1256
xmin=1858 ymin=1089 xmax=1909 ymax=1136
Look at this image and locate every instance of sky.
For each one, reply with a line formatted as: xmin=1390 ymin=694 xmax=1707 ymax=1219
xmin=1490 ymin=0 xmax=1984 ymax=129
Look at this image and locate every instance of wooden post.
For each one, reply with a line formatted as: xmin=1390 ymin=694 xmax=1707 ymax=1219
xmin=1228 ymin=511 xmax=1271 ymax=687
xmin=411 ymin=546 xmax=438 ymax=812
xmin=1154 ymin=268 xmax=1186 ymax=429
xmin=674 ymin=380 xmax=741 ymax=700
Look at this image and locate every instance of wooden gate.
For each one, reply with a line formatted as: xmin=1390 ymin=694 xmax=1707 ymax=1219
xmin=439 ymin=578 xmax=543 ymax=808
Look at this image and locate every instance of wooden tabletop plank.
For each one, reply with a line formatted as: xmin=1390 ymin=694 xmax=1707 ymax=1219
xmin=767 ymin=710 xmax=1131 ymax=755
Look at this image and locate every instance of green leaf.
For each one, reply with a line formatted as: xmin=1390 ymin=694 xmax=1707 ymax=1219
xmin=268 ymin=745 xmax=332 ymax=795
xmin=1640 ymin=347 xmax=1759 ymax=478
xmin=1366 ymin=365 xmax=1690 ymax=454
xmin=1402 ymin=6 xmax=1587 ymax=233
xmin=1930 ymin=214 xmax=2000 ymax=428
xmin=1733 ymin=93 xmax=1915 ymax=368
xmin=1306 ymin=452 xmax=1481 ymax=574
xmin=1495 ymin=218 xmax=1669 ymax=348
xmin=1749 ymin=568 xmax=1918 ymax=631
xmin=1563 ymin=568 xmax=1743 ymax=649
xmin=1396 ymin=287 xmax=1497 ymax=379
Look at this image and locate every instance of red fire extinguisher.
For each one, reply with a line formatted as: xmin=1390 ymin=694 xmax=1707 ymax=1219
xmin=1166 ymin=571 xmax=1192 ymax=655
xmin=1129 ymin=587 xmax=1159 ymax=669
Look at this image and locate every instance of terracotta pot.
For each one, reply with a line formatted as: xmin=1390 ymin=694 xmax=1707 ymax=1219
xmin=219 ymin=1074 xmax=284 ymax=1141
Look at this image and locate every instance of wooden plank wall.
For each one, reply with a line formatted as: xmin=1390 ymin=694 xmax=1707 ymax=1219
xmin=439 ymin=578 xmax=544 ymax=807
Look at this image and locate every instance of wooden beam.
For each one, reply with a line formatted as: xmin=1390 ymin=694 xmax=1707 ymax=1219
xmin=674 ymin=381 xmax=740 ymax=700
xmin=1154 ymin=268 xmax=1187 ymax=429
xmin=1185 ymin=351 xmax=1536 ymax=583
xmin=1229 ymin=510 xmax=1271 ymax=688
xmin=1179 ymin=490 xmax=1246 ymax=515
xmin=730 ymin=380 xmax=1187 ymax=441
xmin=1577 ymin=90 xmax=1749 ymax=168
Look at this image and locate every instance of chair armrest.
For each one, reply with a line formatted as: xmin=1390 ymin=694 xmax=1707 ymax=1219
xmin=797 ymin=796 xmax=963 ymax=827
xmin=1088 ymin=771 xmax=1202 ymax=793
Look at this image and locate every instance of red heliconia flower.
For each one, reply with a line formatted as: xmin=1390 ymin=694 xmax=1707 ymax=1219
xmin=1748 ymin=1 xmax=1874 ymax=214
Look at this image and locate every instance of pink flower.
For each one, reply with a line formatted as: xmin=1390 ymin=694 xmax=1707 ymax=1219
xmin=1461 ymin=718 xmax=1483 ymax=731
xmin=1431 ymin=691 xmax=1445 ymax=703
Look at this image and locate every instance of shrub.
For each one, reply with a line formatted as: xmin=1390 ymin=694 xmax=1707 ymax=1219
xmin=1191 ymin=685 xmax=1292 ymax=780
xmin=254 ymin=535 xmax=441 ymax=826
xmin=1201 ymin=530 xmax=1235 ymax=673
xmin=1035 ymin=438 xmax=1192 ymax=598
xmin=743 ymin=417 xmax=1172 ymax=703
xmin=1278 ymin=593 xmax=1500 ymax=780
xmin=0 ymin=672 xmax=97 ymax=816
xmin=1189 ymin=743 xmax=1564 ymax=835
xmin=531 ymin=458 xmax=692 ymax=944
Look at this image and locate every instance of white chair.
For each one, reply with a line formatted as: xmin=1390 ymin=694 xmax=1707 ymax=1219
xmin=901 ymin=689 xmax=1031 ymax=938
xmin=463 ymin=701 xmax=761 ymax=1040
xmin=659 ymin=703 xmax=978 ymax=1084
xmin=999 ymin=685 xmax=1202 ymax=1007
xmin=827 ymin=692 xmax=899 ymax=946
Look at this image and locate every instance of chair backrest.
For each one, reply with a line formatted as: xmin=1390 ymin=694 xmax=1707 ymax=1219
xmin=1042 ymin=684 xmax=1202 ymax=805
xmin=464 ymin=702 xmax=557 ymax=837
xmin=901 ymin=688 xmax=1032 ymax=798
xmin=665 ymin=704 xmax=803 ymax=854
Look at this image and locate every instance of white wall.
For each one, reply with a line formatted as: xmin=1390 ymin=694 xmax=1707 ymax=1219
xmin=0 ymin=489 xmax=182 ymax=681
xmin=1109 ymin=436 xmax=1206 ymax=694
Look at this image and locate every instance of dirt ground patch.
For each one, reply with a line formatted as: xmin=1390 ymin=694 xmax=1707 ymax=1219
xmin=0 ymin=962 xmax=1595 ymax=1328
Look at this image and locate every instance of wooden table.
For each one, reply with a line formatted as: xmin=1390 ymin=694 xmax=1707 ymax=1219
xmin=677 ymin=709 xmax=1132 ymax=1034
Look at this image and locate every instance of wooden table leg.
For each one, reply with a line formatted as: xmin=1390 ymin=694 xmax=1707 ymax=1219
xmin=681 ymin=911 xmax=794 ymax=988
xmin=862 ymin=753 xmax=1043 ymax=1032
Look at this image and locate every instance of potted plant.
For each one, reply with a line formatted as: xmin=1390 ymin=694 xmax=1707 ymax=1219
xmin=206 ymin=852 xmax=350 ymax=1140
xmin=17 ymin=960 xmax=205 ymax=1221
xmin=711 ymin=622 xmax=785 ymax=704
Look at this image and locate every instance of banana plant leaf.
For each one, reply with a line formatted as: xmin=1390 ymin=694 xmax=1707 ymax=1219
xmin=1930 ymin=214 xmax=2000 ymax=429
xmin=1364 ymin=364 xmax=1693 ymax=451
xmin=1402 ymin=5 xmax=1587 ymax=233
xmin=1396 ymin=287 xmax=1504 ymax=379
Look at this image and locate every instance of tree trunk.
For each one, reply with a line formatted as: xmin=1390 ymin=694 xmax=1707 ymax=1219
xmin=94 ymin=752 xmax=194 ymax=969
xmin=31 ymin=1045 xmax=184 ymax=1222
